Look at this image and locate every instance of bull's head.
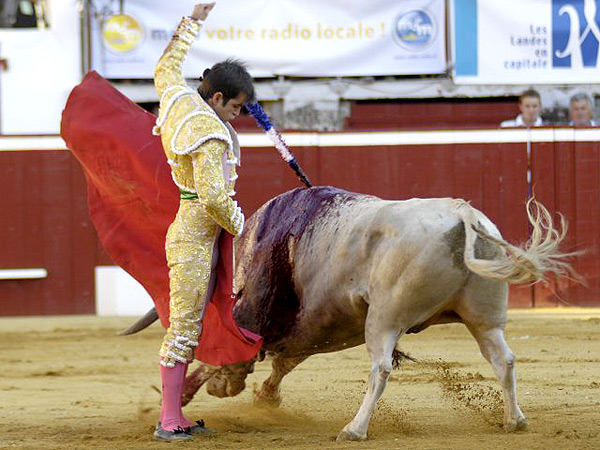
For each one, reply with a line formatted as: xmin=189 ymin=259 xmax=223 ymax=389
xmin=119 ymin=309 xmax=260 ymax=400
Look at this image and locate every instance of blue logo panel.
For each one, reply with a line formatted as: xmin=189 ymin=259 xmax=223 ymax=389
xmin=454 ymin=0 xmax=478 ymax=76
xmin=552 ymin=0 xmax=600 ymax=67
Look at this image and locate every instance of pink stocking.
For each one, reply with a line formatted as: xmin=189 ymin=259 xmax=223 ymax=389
xmin=180 ymin=363 xmax=195 ymax=427
xmin=159 ymin=361 xmax=190 ymax=431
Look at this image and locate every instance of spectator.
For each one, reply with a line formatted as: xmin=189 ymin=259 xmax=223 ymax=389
xmin=0 ymin=1 xmax=44 ymax=29
xmin=0 ymin=0 xmax=18 ymax=27
xmin=500 ymin=89 xmax=544 ymax=128
xmin=569 ymin=93 xmax=598 ymax=127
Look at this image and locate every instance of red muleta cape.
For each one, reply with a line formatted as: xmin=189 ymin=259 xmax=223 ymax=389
xmin=60 ymin=71 xmax=262 ymax=366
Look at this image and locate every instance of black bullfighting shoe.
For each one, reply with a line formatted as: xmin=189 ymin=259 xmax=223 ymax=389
xmin=186 ymin=419 xmax=216 ymax=436
xmin=153 ymin=423 xmax=193 ymax=441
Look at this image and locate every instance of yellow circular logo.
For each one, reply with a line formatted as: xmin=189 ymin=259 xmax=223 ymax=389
xmin=102 ymin=14 xmax=144 ymax=53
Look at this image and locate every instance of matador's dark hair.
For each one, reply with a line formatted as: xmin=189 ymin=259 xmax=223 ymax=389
xmin=198 ymin=58 xmax=255 ymax=104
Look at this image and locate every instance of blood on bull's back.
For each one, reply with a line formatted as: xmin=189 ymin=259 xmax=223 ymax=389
xmin=233 ymin=186 xmax=368 ymax=355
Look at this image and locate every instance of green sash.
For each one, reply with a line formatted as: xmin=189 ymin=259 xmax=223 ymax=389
xmin=179 ymin=190 xmax=199 ymax=200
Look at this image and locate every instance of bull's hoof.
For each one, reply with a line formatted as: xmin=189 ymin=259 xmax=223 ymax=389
xmin=505 ymin=416 xmax=528 ymax=432
xmin=253 ymin=392 xmax=282 ymax=408
xmin=336 ymin=427 xmax=367 ymax=441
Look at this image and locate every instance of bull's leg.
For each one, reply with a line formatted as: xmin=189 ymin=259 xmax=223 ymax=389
xmin=464 ymin=324 xmax=528 ymax=432
xmin=181 ymin=364 xmax=218 ymax=406
xmin=254 ymin=355 xmax=307 ymax=407
xmin=457 ymin=279 xmax=527 ymax=432
xmin=337 ymin=313 xmax=401 ymax=441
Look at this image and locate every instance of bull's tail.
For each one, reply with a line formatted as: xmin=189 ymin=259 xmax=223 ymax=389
xmin=458 ymin=199 xmax=581 ymax=284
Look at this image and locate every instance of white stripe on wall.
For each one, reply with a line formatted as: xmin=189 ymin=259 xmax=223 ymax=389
xmin=1 ymin=128 xmax=600 ymax=152
xmin=0 ymin=136 xmax=68 ymax=151
xmin=0 ymin=268 xmax=47 ymax=280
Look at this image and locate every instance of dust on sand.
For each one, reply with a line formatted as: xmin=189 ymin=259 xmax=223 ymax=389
xmin=0 ymin=309 xmax=599 ymax=449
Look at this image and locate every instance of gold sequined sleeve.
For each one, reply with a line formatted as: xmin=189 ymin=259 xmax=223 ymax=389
xmin=154 ymin=17 xmax=201 ymax=99
xmin=192 ymin=140 xmax=244 ymax=236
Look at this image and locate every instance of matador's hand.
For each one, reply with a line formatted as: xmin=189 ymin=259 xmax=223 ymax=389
xmin=191 ymin=2 xmax=215 ymax=21
xmin=230 ymin=202 xmax=245 ymax=236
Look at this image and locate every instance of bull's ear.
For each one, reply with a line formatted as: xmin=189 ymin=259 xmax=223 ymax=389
xmin=256 ymin=349 xmax=266 ymax=362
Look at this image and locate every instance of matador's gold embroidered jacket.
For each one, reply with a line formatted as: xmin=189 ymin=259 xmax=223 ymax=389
xmin=153 ymin=16 xmax=244 ymax=367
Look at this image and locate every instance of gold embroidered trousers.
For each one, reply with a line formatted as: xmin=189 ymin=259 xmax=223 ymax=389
xmin=159 ymin=200 xmax=220 ymax=364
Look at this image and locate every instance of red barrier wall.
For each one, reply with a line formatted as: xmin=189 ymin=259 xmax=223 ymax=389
xmin=531 ymin=141 xmax=600 ymax=306
xmin=1 ymin=135 xmax=599 ymax=315
xmin=0 ymin=150 xmax=98 ymax=315
xmin=345 ymin=99 xmax=519 ymax=130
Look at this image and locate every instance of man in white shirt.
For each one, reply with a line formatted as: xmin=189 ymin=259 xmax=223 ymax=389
xmin=569 ymin=92 xmax=598 ymax=127
xmin=500 ymin=89 xmax=544 ymax=128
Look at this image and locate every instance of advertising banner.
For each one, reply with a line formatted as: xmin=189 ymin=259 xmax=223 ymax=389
xmin=452 ymin=0 xmax=600 ymax=84
xmin=90 ymin=0 xmax=446 ymax=78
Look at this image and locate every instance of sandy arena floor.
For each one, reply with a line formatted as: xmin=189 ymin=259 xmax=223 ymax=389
xmin=0 ymin=309 xmax=599 ymax=449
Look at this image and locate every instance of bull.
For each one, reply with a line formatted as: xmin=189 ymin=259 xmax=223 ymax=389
xmin=128 ymin=186 xmax=575 ymax=441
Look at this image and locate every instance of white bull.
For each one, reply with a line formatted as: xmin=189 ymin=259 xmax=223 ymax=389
xmin=163 ymin=187 xmax=575 ymax=440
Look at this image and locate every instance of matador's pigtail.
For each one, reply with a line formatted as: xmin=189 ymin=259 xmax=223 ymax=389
xmin=245 ymin=102 xmax=312 ymax=188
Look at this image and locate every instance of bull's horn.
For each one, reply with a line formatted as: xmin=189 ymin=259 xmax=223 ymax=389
xmin=118 ymin=307 xmax=159 ymax=335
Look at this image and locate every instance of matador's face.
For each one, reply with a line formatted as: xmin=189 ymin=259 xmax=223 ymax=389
xmin=209 ymin=92 xmax=248 ymax=123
